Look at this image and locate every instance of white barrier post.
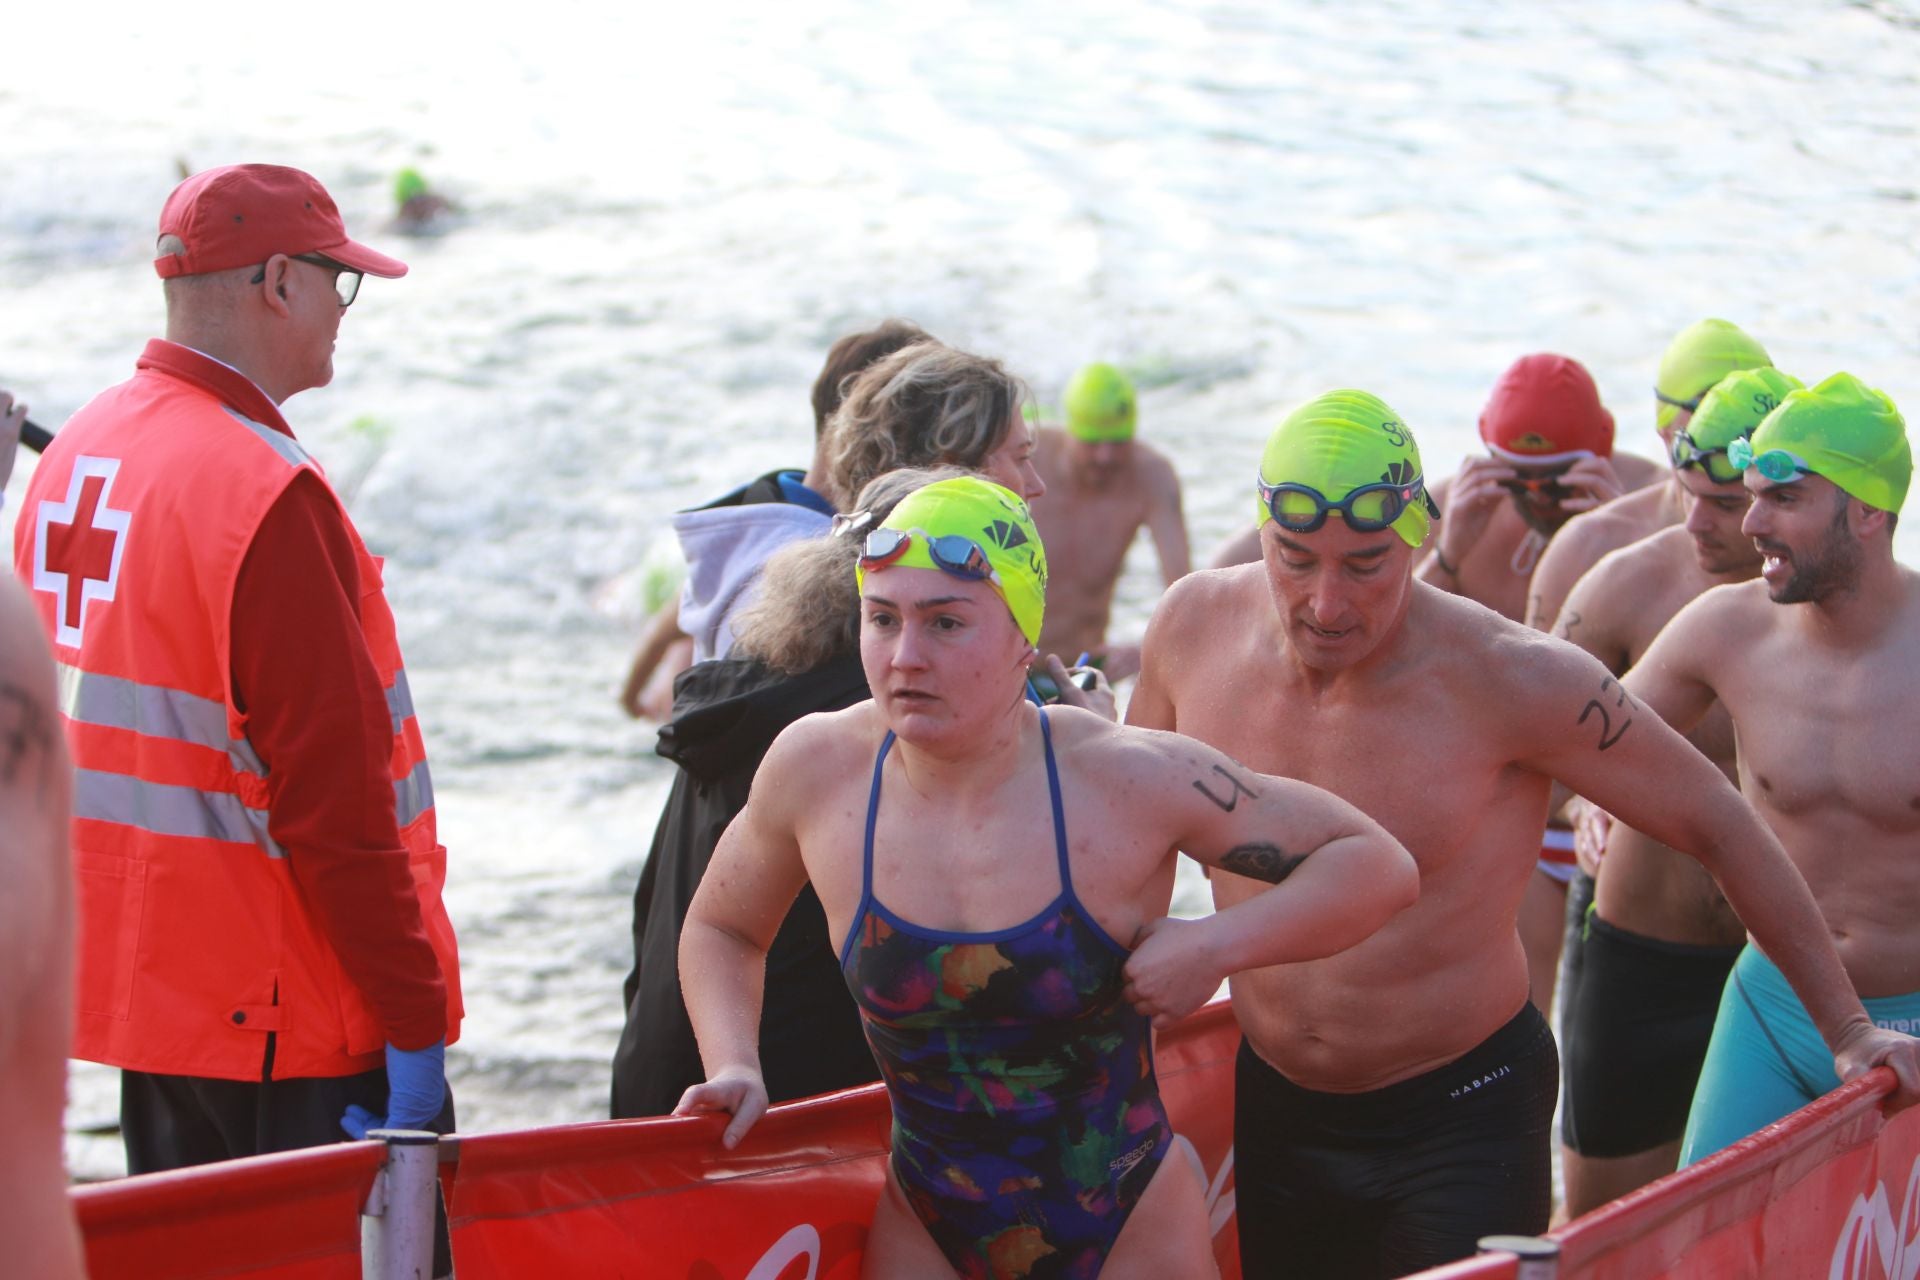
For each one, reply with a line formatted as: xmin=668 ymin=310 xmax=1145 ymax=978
xmin=1479 ymin=1234 xmax=1560 ymax=1280
xmin=361 ymin=1129 xmax=439 ymax=1280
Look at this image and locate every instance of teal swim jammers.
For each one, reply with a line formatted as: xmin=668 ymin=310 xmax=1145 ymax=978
xmin=1681 ymin=944 xmax=1920 ymax=1164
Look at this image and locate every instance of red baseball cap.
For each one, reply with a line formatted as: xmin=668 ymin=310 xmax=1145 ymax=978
xmin=153 ymin=164 xmax=408 ymax=280
xmin=1479 ymin=353 xmax=1614 ymax=464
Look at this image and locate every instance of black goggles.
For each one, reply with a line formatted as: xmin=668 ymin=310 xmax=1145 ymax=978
xmin=1669 ymin=430 xmax=1745 ymax=484
xmin=1258 ymin=476 xmax=1428 ymax=534
xmin=1655 ymin=387 xmax=1702 ymax=414
xmin=858 ymin=527 xmax=996 ymax=581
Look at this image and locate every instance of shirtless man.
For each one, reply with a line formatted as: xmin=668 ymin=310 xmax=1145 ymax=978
xmin=1418 ymin=353 xmax=1657 ymax=1012
xmin=0 ymin=578 xmax=87 ymax=1280
xmin=1619 ymin=373 xmax=1920 ymax=1164
xmin=1031 ymin=362 xmax=1190 ymax=682
xmin=1527 ymin=319 xmax=1774 ymax=1143
xmin=1129 ymin=388 xmax=1920 ymax=1278
xmin=1552 ymin=366 xmax=1800 ymax=1216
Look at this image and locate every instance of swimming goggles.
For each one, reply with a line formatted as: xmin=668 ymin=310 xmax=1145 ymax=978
xmin=1654 ymin=387 xmax=1702 ymax=414
xmin=1669 ymin=430 xmax=1744 ymax=484
xmin=1258 ymin=475 xmax=1427 ymax=534
xmin=1725 ymin=437 xmax=1813 ymax=484
xmin=859 ymin=527 xmax=999 ymax=582
xmin=1496 ymin=462 xmax=1577 ymax=500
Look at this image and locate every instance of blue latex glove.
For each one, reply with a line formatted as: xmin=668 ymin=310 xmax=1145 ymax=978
xmin=340 ymin=1039 xmax=446 ymax=1139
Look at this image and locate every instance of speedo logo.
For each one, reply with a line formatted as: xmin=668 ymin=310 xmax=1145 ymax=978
xmin=1111 ymin=1138 xmax=1158 ymax=1175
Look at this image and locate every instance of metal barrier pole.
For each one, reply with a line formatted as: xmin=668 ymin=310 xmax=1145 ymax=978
xmin=1479 ymin=1234 xmax=1561 ymax=1280
xmin=361 ymin=1130 xmax=439 ymax=1280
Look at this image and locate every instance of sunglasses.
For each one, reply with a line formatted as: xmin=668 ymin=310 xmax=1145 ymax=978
xmin=250 ymin=253 xmax=363 ymax=307
xmin=859 ymin=527 xmax=998 ymax=582
xmin=1726 ymin=437 xmax=1813 ymax=484
xmin=1669 ymin=431 xmax=1744 ymax=484
xmin=1655 ymin=387 xmax=1702 ymax=414
xmin=1258 ymin=476 xmax=1427 ymax=534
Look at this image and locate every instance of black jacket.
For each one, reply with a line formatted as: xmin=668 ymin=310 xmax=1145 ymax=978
xmin=610 ymin=654 xmax=879 ymax=1118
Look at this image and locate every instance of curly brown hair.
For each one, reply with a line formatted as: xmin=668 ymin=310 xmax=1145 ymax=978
xmin=732 ymin=465 xmax=974 ymax=674
xmin=820 ymin=343 xmax=1028 ymax=510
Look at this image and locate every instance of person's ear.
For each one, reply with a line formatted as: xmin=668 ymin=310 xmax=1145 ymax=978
xmin=259 ymin=254 xmax=293 ymax=316
xmin=1853 ymin=498 xmax=1890 ymax=540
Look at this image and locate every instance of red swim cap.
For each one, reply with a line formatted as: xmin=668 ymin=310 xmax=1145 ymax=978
xmin=1479 ymin=354 xmax=1614 ymax=463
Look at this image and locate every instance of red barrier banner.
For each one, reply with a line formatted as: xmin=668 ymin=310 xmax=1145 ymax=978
xmin=446 ymin=999 xmax=1245 ymax=1279
xmin=1550 ymin=1068 xmax=1916 ymax=1280
xmin=72 ymin=1142 xmax=383 ymax=1280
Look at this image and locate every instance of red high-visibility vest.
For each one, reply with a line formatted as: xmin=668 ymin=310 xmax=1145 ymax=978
xmin=14 ymin=344 xmax=462 ymax=1080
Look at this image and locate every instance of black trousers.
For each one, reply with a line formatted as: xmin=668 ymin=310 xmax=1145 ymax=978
xmin=122 ymin=1037 xmax=456 ymax=1276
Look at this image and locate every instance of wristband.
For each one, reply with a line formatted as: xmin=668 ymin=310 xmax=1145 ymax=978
xmin=1431 ymin=546 xmax=1461 ymax=579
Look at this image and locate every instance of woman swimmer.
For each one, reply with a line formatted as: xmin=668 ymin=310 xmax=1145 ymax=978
xmin=676 ymin=475 xmax=1419 ymax=1280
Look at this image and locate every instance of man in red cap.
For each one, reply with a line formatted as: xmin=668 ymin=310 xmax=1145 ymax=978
xmin=11 ymin=166 xmax=462 ymax=1199
xmin=1417 ymin=353 xmax=1662 ymax=1015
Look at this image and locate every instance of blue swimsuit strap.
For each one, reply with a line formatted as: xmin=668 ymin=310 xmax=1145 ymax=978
xmin=1036 ymin=709 xmax=1076 ymax=901
xmin=836 ymin=729 xmax=897 ymax=968
xmin=841 ymin=711 xmax=1080 ymax=965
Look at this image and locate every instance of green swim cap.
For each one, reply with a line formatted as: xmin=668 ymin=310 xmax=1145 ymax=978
xmin=1656 ymin=319 xmax=1772 ymax=432
xmin=1687 ymin=367 xmax=1805 ymax=453
xmin=1063 ymin=363 xmax=1137 ymax=443
xmin=1749 ymin=372 xmax=1910 ymax=514
xmin=394 ymin=167 xmax=429 ymax=207
xmin=1257 ymin=390 xmax=1433 ymax=548
xmin=856 ymin=475 xmax=1048 ymax=645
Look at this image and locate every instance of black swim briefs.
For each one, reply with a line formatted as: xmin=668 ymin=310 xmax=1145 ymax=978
xmin=1559 ymin=911 xmax=1740 ymax=1158
xmin=1234 ymin=1003 xmax=1558 ymax=1280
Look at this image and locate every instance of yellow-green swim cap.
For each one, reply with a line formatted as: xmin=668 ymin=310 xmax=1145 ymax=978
xmin=393 ymin=167 xmax=430 ymax=207
xmin=1256 ymin=390 xmax=1435 ymax=548
xmin=1656 ymin=319 xmax=1772 ymax=432
xmin=856 ymin=475 xmax=1048 ymax=645
xmin=1063 ymin=363 xmax=1138 ymax=443
xmin=1687 ymin=367 xmax=1805 ymax=453
xmin=1748 ymin=373 xmax=1910 ymax=514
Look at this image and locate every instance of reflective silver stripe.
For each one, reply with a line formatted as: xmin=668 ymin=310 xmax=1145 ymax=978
xmin=57 ymin=662 xmax=268 ymax=778
xmin=224 ymin=407 xmax=314 ymax=471
xmin=394 ymin=758 xmax=435 ymax=830
xmin=59 ymin=660 xmax=227 ymax=749
xmin=74 ymin=768 xmax=285 ymax=858
xmin=386 ymin=669 xmax=417 ymax=737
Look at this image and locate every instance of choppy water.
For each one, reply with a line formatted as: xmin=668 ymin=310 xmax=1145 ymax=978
xmin=5 ymin=0 xmax=1918 ymax=1180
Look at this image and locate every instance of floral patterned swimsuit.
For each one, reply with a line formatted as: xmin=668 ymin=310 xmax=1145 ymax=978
xmin=838 ymin=710 xmax=1173 ymax=1279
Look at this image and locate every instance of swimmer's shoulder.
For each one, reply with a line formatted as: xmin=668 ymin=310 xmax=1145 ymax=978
xmin=1149 ymin=560 xmax=1263 ymax=632
xmin=1671 ymin=577 xmax=1772 ymax=638
xmin=1561 ymin=483 xmax=1668 ymax=547
xmin=1423 ymin=584 xmax=1609 ymax=701
xmin=1130 ymin=439 xmax=1183 ymax=488
xmin=1576 ymin=525 xmax=1692 ymax=606
xmin=758 ymin=699 xmax=883 ymax=793
xmin=1612 ymin=450 xmax=1667 ymax=492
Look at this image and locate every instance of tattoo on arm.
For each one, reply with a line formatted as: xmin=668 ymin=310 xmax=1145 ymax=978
xmin=1218 ymin=843 xmax=1310 ymax=884
xmin=0 ymin=683 xmax=54 ymax=787
xmin=1193 ymin=763 xmax=1259 ymax=812
xmin=1556 ymin=610 xmax=1582 ymax=641
xmin=1576 ymin=676 xmax=1633 ymax=751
